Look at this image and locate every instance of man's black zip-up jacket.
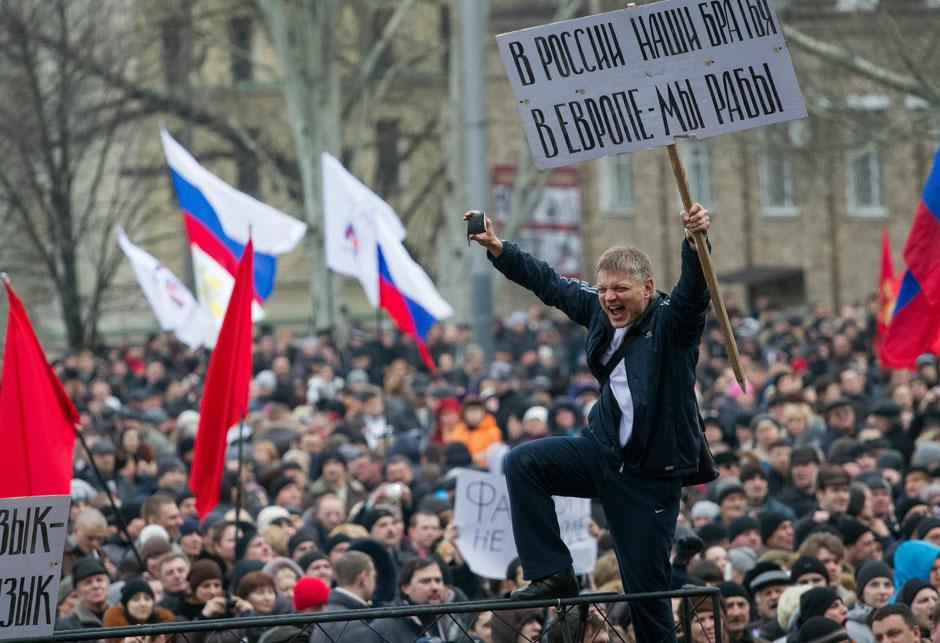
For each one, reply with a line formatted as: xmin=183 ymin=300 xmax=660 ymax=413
xmin=489 ymin=238 xmax=710 ymax=478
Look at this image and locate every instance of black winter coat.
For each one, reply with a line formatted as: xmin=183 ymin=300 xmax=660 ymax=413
xmin=490 ymin=238 xmax=710 ymax=478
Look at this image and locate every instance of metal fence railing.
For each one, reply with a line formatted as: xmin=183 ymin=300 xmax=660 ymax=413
xmin=28 ymin=586 xmax=721 ymax=643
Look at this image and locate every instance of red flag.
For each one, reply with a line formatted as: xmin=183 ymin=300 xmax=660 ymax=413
xmin=189 ymin=241 xmax=254 ymax=519
xmin=875 ymin=228 xmax=900 ymax=366
xmin=0 ymin=280 xmax=78 ymax=497
xmin=881 ymin=270 xmax=940 ymax=368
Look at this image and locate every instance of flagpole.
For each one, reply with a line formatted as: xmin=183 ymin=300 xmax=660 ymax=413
xmin=73 ymin=429 xmax=144 ymax=570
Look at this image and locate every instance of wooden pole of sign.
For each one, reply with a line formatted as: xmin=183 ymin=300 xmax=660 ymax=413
xmin=667 ymin=143 xmax=747 ymax=391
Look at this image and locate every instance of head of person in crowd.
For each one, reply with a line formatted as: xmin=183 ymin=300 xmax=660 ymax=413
xmin=791 ymin=555 xmax=830 ymax=588
xmin=896 ymin=579 xmax=939 ymax=634
xmin=790 ymin=446 xmax=822 ymax=494
xmin=313 ymin=494 xmax=347 ymax=534
xmin=236 ymin=571 xmax=277 ymax=615
xmin=798 ymin=616 xmax=850 ymax=643
xmin=398 ymin=558 xmax=445 ymax=605
xmin=717 ymin=581 xmax=750 ymax=639
xmin=240 ymin=532 xmax=275 ymax=564
xmin=717 ymin=480 xmax=748 ymax=526
xmin=157 ymin=551 xmax=191 ymax=596
xmin=178 ymin=517 xmax=204 ymax=559
xmin=90 ymin=437 xmax=117 ymax=477
xmin=728 ymin=515 xmax=762 ymax=552
xmin=208 ymin=521 xmax=239 ymax=567
xmin=760 ymin=511 xmax=795 ymax=552
xmin=826 ymin=397 xmax=857 ymax=436
xmin=740 ymin=464 xmax=769 ymax=506
xmin=915 ymin=518 xmax=940 ymax=546
xmin=71 ymin=507 xmax=108 ymax=556
xmin=816 ymin=465 xmax=851 ymax=516
xmin=746 ymin=561 xmax=790 ymax=622
xmin=494 ymin=607 xmax=545 ymax=643
xmin=362 ymin=507 xmax=401 ymax=549
xmin=855 ymin=560 xmax=895 ymax=610
xmin=103 ymin=577 xmax=173 ymax=627
xmin=840 ymin=518 xmax=877 ymax=568
xmin=298 ymin=550 xmax=334 ymax=586
xmin=799 ymin=586 xmax=848 ymax=629
xmin=288 ymin=528 xmax=319 ymax=561
xmin=892 ymin=540 xmax=940 ymax=596
xmin=691 ymin=500 xmax=721 ymax=528
xmin=408 ymin=510 xmax=442 ymax=554
xmin=703 ymin=545 xmax=729 ymax=576
xmin=333 ymin=550 xmax=377 ymax=603
xmin=263 ymin=557 xmax=303 ymax=601
xmin=155 ymin=456 xmax=188 ymax=493
xmin=714 ymin=452 xmax=741 ymax=480
xmin=799 ymin=532 xmax=845 ymax=589
xmin=71 ymin=557 xmax=111 ymax=615
xmin=187 ymin=558 xmax=225 ymax=607
xmin=318 ymin=451 xmax=351 ymax=490
xmin=679 ymin=596 xmax=729 ymax=643
xmin=869 ymin=604 xmax=923 ymax=643
xmin=141 ymin=494 xmax=182 ymax=541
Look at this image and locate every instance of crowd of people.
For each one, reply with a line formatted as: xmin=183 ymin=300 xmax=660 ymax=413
xmin=48 ymin=289 xmax=940 ymax=643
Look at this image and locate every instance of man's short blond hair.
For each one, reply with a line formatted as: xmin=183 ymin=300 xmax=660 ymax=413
xmin=595 ymin=246 xmax=653 ymax=282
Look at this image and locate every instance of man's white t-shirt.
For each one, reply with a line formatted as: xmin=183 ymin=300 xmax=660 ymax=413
xmin=600 ymin=326 xmax=635 ymax=447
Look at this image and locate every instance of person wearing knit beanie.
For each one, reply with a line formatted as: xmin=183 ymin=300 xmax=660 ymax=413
xmin=759 ymin=511 xmax=795 ymax=551
xmin=727 ymin=516 xmax=762 ymax=551
xmin=103 ymin=577 xmax=175 ymax=632
xmin=120 ymin=578 xmax=154 ymax=607
xmin=914 ymin=517 xmax=940 ymax=543
xmin=896 ymin=579 xmax=940 ymax=634
xmin=838 ymin=518 xmax=875 ymax=568
xmin=897 ymin=578 xmax=937 ymax=607
xmin=790 ymin=556 xmax=829 ymax=587
xmin=293 ymin=576 xmax=330 ymax=612
xmin=797 ymin=616 xmax=849 ymax=643
xmin=854 ymin=560 xmax=894 ymax=609
xmin=189 ymin=559 xmax=224 ymax=595
xmin=717 ymin=581 xmax=752 ymax=640
xmin=799 ymin=587 xmax=846 ymax=627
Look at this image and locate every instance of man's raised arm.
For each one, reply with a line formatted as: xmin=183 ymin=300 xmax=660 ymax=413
xmin=667 ymin=203 xmax=712 ymax=346
xmin=464 ymin=211 xmax=598 ymax=328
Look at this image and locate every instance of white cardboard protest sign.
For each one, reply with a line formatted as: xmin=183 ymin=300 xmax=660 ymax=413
xmin=0 ymin=495 xmax=70 ymax=640
xmin=496 ymin=0 xmax=807 ymax=169
xmin=454 ymin=469 xmax=597 ymax=580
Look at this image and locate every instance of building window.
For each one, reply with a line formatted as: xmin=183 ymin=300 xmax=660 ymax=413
xmin=598 ymin=155 xmax=633 ymax=216
xmin=376 ymin=119 xmax=400 ymax=195
xmin=161 ymin=21 xmax=190 ymax=87
xmin=682 ymin=141 xmax=712 ymax=207
xmin=845 ymin=143 xmax=885 ymax=216
xmin=760 ymin=125 xmax=797 ymax=216
xmin=845 ymin=109 xmax=886 ymax=217
xmin=229 ymin=16 xmax=253 ymax=83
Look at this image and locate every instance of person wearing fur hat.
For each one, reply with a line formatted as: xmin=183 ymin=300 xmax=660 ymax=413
xmin=102 ymin=578 xmax=175 ymax=643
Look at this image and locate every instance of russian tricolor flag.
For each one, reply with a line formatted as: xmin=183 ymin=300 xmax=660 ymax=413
xmin=882 ymin=143 xmax=940 ymax=367
xmin=322 ymin=153 xmax=452 ymax=371
xmin=160 ymin=127 xmax=307 ymax=330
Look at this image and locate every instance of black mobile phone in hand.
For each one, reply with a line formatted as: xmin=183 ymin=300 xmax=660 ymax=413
xmin=467 ymin=211 xmax=485 ymax=245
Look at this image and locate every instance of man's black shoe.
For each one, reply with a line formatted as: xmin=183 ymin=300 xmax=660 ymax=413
xmin=509 ymin=566 xmax=579 ymax=601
